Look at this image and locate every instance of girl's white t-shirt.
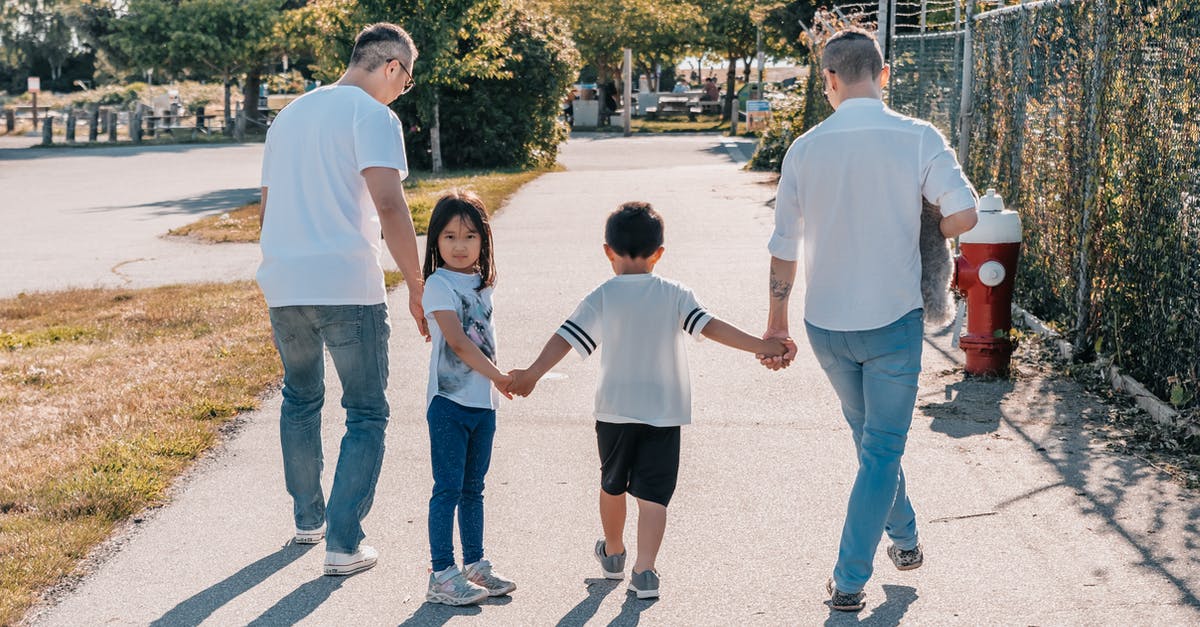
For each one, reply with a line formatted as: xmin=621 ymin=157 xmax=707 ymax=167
xmin=556 ymin=273 xmax=712 ymax=427
xmin=257 ymin=85 xmax=408 ymax=307
xmin=423 ymin=268 xmax=500 ymax=410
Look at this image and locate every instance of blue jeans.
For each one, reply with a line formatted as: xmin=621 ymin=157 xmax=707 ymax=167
xmin=269 ymin=304 xmax=391 ymax=554
xmin=806 ymin=308 xmax=923 ymax=594
xmin=427 ymin=395 xmax=496 ymax=571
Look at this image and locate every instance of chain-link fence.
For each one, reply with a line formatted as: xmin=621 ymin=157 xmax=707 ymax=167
xmin=967 ymin=0 xmax=1200 ymax=420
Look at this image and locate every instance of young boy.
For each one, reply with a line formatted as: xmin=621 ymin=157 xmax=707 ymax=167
xmin=508 ymin=201 xmax=793 ymax=599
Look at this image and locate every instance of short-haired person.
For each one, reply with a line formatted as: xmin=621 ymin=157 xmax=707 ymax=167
xmin=762 ymin=28 xmax=979 ymax=610
xmin=257 ymin=22 xmax=425 ymax=576
xmin=509 ymin=202 xmax=794 ymax=599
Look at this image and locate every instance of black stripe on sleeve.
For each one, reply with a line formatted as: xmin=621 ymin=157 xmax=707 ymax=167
xmin=683 ymin=307 xmax=703 ymax=333
xmin=685 ymin=308 xmax=708 ymax=335
xmin=562 ymin=320 xmax=597 ymax=352
xmin=559 ymin=323 xmax=593 ymax=355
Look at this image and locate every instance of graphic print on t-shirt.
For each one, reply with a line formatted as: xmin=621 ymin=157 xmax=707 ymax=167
xmin=437 ymin=291 xmax=495 ymax=396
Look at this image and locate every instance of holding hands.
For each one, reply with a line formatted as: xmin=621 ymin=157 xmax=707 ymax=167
xmin=758 ymin=331 xmax=798 ymax=371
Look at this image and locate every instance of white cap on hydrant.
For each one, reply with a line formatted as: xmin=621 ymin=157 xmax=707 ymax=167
xmin=960 ymin=188 xmax=1022 ymax=244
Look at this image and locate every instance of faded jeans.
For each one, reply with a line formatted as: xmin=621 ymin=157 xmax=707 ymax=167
xmin=269 ymin=303 xmax=391 ymax=554
xmin=426 ymin=394 xmax=496 ymax=572
xmin=806 ymin=308 xmax=923 ymax=594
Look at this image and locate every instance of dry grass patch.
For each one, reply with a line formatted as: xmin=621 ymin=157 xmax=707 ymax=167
xmin=0 ymin=282 xmax=279 ymax=625
xmin=169 ymin=167 xmax=553 ymax=243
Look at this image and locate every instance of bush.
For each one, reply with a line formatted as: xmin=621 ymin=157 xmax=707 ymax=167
xmin=394 ymin=6 xmax=579 ymax=170
xmin=747 ymin=82 xmax=807 ymax=171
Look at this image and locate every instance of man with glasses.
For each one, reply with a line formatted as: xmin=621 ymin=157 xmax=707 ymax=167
xmin=257 ymin=22 xmax=423 ymax=576
xmin=762 ymin=28 xmax=979 ymax=611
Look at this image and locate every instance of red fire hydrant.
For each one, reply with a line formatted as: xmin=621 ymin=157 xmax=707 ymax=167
xmin=953 ymin=188 xmax=1023 ymax=376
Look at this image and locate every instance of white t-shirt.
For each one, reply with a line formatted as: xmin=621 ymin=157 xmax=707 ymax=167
xmin=257 ymin=85 xmax=409 ymax=307
xmin=423 ymin=268 xmax=500 ymax=410
xmin=556 ymin=273 xmax=713 ymax=427
xmin=769 ymin=98 xmax=977 ymax=331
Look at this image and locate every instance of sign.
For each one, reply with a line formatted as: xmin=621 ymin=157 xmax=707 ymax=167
xmin=746 ymin=99 xmax=770 ymax=112
xmin=746 ymin=100 xmax=771 ymax=132
xmin=27 ymin=77 xmax=40 ymax=94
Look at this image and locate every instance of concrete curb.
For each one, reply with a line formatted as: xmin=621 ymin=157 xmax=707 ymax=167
xmin=1013 ymin=304 xmax=1198 ymax=438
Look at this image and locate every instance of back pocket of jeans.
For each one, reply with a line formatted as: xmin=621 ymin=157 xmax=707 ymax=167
xmin=321 ymin=306 xmax=363 ymax=347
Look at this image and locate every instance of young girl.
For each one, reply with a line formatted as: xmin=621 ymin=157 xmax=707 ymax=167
xmin=421 ymin=190 xmax=516 ymax=606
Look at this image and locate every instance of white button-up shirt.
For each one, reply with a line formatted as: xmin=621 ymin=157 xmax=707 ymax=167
xmin=769 ymin=98 xmax=976 ymax=331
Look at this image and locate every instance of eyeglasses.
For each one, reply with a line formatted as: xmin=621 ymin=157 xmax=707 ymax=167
xmin=387 ymin=57 xmax=415 ymax=95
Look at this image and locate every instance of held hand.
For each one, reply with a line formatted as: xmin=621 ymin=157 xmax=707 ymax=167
xmin=409 ymin=288 xmax=429 ymax=341
xmin=759 ymin=329 xmax=796 ymax=371
xmin=507 ymin=369 xmax=537 ymax=397
xmin=493 ymin=373 xmax=514 ymax=400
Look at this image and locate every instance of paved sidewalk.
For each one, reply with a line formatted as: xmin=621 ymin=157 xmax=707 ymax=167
xmin=26 ymin=135 xmax=1200 ymax=625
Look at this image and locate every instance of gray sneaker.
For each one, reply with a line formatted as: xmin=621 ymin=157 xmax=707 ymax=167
xmin=426 ymin=567 xmax=489 ymax=606
xmin=826 ymin=578 xmax=865 ymax=612
xmin=887 ymin=543 xmax=924 ymax=571
xmin=464 ymin=559 xmax=516 ymax=596
xmin=594 ymin=539 xmax=626 ymax=580
xmin=627 ymin=569 xmax=660 ymax=599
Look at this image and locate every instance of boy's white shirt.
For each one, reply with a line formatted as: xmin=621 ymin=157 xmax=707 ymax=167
xmin=423 ymin=268 xmax=501 ymax=410
xmin=557 ymin=273 xmax=712 ymax=427
xmin=257 ymin=85 xmax=408 ymax=307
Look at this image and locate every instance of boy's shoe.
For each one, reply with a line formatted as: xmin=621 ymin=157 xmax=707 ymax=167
xmin=464 ymin=559 xmax=516 ymax=596
xmin=294 ymin=524 xmax=325 ymax=545
xmin=826 ymin=578 xmax=866 ymax=612
xmin=426 ymin=567 xmax=490 ymax=606
xmin=887 ymin=543 xmax=924 ymax=571
xmin=594 ymin=539 xmax=626 ymax=580
xmin=627 ymin=569 xmax=660 ymax=599
xmin=323 ymin=545 xmax=377 ymax=576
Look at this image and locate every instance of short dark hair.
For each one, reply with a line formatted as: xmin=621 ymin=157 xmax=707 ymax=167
xmin=349 ymin=23 xmax=417 ymax=72
xmin=423 ymin=190 xmax=496 ymax=291
xmin=822 ymin=28 xmax=884 ymax=84
xmin=605 ymin=202 xmax=664 ymax=259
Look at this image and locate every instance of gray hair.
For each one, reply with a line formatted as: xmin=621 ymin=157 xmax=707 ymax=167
xmin=349 ymin=23 xmax=417 ymax=72
xmin=821 ymin=28 xmax=884 ymax=84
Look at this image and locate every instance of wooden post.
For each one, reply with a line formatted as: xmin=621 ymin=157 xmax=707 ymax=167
xmin=66 ymin=110 xmax=77 ymax=143
xmin=32 ymin=92 xmax=38 ymax=130
xmin=623 ymin=48 xmax=633 ymax=137
xmin=99 ymin=107 xmax=108 ymax=135
xmin=41 ymin=114 xmax=53 ymax=145
xmin=108 ymin=111 xmax=118 ymax=142
xmin=88 ymin=107 xmax=99 ymax=142
xmin=195 ymin=106 xmax=205 ymax=132
xmin=132 ymin=109 xmax=143 ymax=144
xmin=145 ymin=109 xmax=155 ymax=138
xmin=4 ymin=108 xmax=13 ymax=133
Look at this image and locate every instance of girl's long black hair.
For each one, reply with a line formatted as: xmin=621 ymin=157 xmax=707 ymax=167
xmin=422 ymin=190 xmax=496 ymax=292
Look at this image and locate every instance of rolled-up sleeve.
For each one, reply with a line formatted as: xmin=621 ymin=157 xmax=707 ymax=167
xmin=768 ymin=142 xmax=804 ymax=261
xmin=920 ymin=125 xmax=977 ymax=216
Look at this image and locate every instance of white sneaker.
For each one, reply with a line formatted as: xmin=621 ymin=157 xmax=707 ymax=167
xmin=323 ymin=545 xmax=378 ymax=576
xmin=294 ymin=524 xmax=325 ymax=545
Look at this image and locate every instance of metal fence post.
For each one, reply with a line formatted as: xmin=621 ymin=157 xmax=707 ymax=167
xmin=1074 ymin=0 xmax=1112 ymax=354
xmin=957 ymin=1 xmax=976 ymax=160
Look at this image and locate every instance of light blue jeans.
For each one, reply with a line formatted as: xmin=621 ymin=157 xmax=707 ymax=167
xmin=806 ymin=308 xmax=923 ymax=594
xmin=269 ymin=304 xmax=391 ymax=554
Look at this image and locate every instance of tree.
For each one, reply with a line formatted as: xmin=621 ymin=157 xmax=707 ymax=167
xmin=108 ymin=0 xmax=279 ymax=127
xmin=703 ymin=1 xmax=758 ymax=125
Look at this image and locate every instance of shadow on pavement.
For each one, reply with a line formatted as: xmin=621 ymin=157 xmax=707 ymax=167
xmin=245 ymin=574 xmax=346 ymax=625
xmin=397 ymin=594 xmax=511 ymax=626
xmin=149 ymin=542 xmax=314 ymax=627
xmin=998 ymin=377 xmax=1200 ymax=608
xmin=88 ymin=187 xmax=260 ymax=217
xmin=555 ymin=578 xmax=620 ymax=626
xmin=0 ymin=142 xmax=254 ymax=162
xmin=823 ymin=584 xmax=917 ymax=626
xmin=924 ymin=376 xmax=1014 ymax=437
xmin=605 ymin=592 xmax=658 ymax=626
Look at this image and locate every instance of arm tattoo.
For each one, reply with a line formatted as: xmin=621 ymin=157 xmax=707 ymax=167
xmin=769 ymin=267 xmax=792 ymax=301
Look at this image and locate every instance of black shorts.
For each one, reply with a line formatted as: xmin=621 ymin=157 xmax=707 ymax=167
xmin=595 ymin=421 xmax=681 ymax=507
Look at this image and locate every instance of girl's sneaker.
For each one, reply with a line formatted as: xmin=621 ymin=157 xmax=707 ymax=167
xmin=426 ymin=567 xmax=490 ymax=606
xmin=463 ymin=559 xmax=516 ymax=596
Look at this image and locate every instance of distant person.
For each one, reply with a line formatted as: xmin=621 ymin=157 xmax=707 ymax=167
xmin=420 ymin=192 xmax=517 ymax=606
xmin=257 ymin=22 xmax=425 ymax=577
xmin=762 ymin=28 xmax=979 ymax=611
xmin=672 ymin=80 xmax=687 ymax=94
xmin=702 ymin=77 xmax=719 ymax=101
xmin=507 ymin=202 xmax=793 ymax=599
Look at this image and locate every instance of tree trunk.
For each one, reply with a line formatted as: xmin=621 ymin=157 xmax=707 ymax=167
xmin=223 ymin=78 xmax=232 ymax=136
xmin=431 ymin=91 xmax=443 ymax=173
xmin=243 ymin=72 xmax=262 ymax=122
xmin=725 ymin=55 xmax=737 ymax=121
